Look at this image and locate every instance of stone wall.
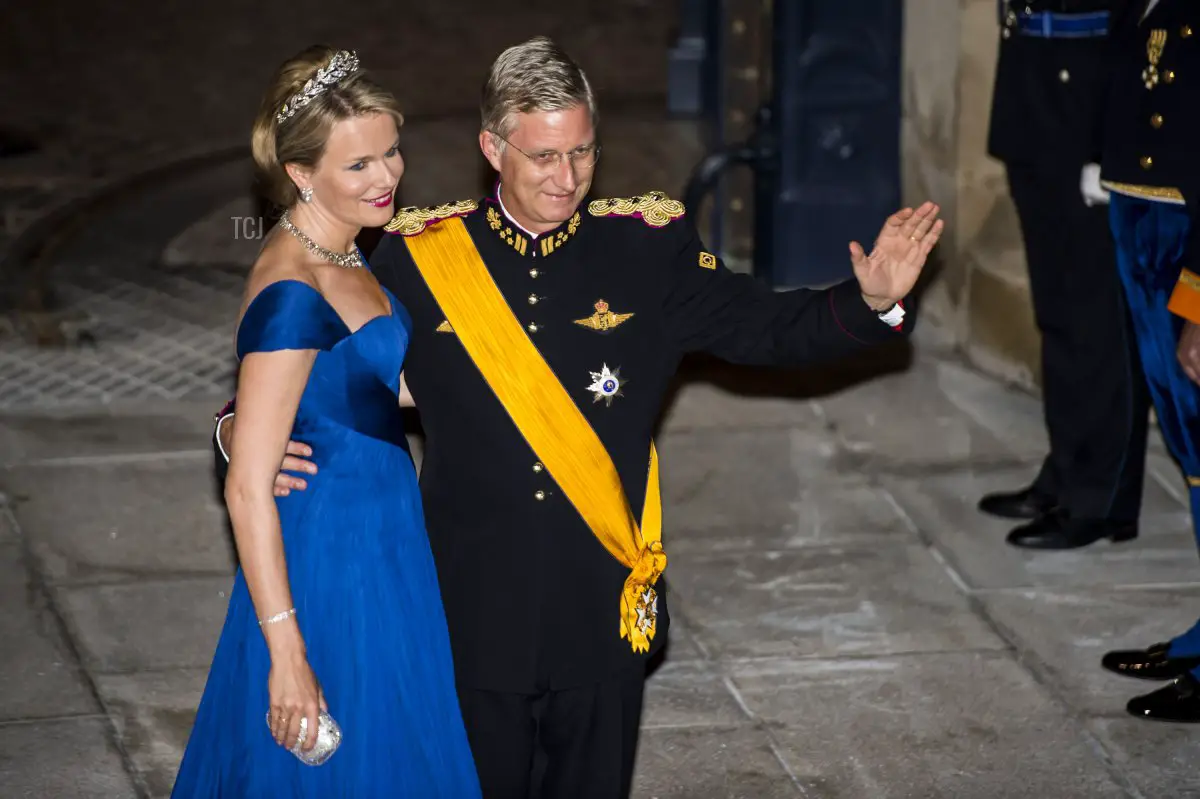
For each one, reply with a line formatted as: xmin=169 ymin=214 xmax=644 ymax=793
xmin=902 ymin=0 xmax=1041 ymax=390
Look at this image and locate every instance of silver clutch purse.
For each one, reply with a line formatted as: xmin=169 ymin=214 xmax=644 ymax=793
xmin=265 ymin=710 xmax=343 ymax=766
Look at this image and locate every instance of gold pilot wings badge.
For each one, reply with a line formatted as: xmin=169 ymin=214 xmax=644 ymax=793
xmin=574 ymin=299 xmax=634 ymax=332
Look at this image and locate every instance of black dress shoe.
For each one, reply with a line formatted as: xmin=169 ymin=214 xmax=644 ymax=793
xmin=1102 ymin=642 xmax=1200 ymax=681
xmin=1127 ymin=672 xmax=1200 ymax=722
xmin=978 ymin=486 xmax=1057 ymax=520
xmin=1005 ymin=510 xmax=1137 ymax=550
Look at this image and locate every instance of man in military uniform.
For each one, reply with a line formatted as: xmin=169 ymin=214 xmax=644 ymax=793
xmin=216 ymin=37 xmax=943 ymax=796
xmin=979 ymin=0 xmax=1152 ymax=550
xmin=1090 ymin=0 xmax=1200 ymax=723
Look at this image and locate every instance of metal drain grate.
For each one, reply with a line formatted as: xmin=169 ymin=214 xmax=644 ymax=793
xmin=0 ymin=268 xmax=243 ymax=409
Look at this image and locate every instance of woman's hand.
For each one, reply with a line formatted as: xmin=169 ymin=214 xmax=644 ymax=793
xmin=267 ymin=652 xmax=327 ymax=752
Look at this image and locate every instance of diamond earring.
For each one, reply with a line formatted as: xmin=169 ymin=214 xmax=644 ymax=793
xmin=300 ymin=187 xmax=313 ymax=203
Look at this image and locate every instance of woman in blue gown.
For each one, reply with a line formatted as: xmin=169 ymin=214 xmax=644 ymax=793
xmin=170 ymin=46 xmax=481 ymax=797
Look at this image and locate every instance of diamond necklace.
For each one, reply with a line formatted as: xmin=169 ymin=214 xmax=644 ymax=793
xmin=276 ymin=210 xmax=366 ymax=269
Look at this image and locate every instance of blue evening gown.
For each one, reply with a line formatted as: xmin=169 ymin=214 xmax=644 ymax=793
xmin=170 ymin=279 xmax=481 ymax=797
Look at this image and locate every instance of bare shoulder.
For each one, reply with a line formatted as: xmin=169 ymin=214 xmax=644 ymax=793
xmin=236 ymin=235 xmax=321 ymax=323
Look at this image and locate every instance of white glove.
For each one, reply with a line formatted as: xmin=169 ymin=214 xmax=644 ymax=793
xmin=1080 ymin=163 xmax=1110 ymax=207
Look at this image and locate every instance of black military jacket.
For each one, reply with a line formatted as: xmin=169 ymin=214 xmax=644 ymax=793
xmin=1096 ymin=0 xmax=1200 ymax=197
xmin=988 ymin=0 xmax=1115 ymax=167
xmin=367 ymin=190 xmax=909 ymax=693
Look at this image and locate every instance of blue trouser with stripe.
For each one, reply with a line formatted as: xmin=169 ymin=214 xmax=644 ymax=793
xmin=1109 ymin=192 xmax=1200 ymax=659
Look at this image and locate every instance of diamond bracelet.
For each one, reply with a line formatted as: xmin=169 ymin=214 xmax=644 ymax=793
xmin=259 ymin=608 xmax=296 ymax=626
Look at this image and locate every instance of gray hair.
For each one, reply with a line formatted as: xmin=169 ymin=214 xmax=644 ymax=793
xmin=481 ymin=36 xmax=598 ymax=142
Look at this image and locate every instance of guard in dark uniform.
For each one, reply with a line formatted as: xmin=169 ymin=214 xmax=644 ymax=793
xmin=1091 ymin=0 xmax=1200 ymax=722
xmin=979 ymin=0 xmax=1152 ymax=549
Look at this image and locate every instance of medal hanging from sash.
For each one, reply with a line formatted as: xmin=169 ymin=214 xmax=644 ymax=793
xmin=404 ymin=217 xmax=666 ymax=653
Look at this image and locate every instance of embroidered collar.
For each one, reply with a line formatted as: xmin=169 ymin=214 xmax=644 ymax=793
xmin=496 ymin=185 xmax=538 ymax=239
xmin=485 ymin=186 xmax=583 ymax=258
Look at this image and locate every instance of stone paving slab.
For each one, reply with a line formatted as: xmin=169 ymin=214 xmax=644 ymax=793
xmin=980 ymin=586 xmax=1200 ymax=717
xmin=811 ymin=359 xmax=1024 ymax=472
xmin=4 ymin=461 xmax=232 ymax=585
xmin=0 ymin=716 xmax=138 ymax=799
xmin=631 ymin=726 xmax=800 ymax=799
xmin=667 ymin=544 xmax=1007 ymax=661
xmin=656 ymin=612 xmax=709 ymax=663
xmin=641 ymin=660 xmax=753 ymax=731
xmin=657 ymin=377 xmax=827 ymax=435
xmin=657 ymin=417 xmax=918 ymax=558
xmin=1147 ymin=449 xmax=1193 ymax=507
xmin=0 ymin=401 xmax=222 ymax=468
xmin=929 ymin=357 xmax=1052 ymax=461
xmin=664 ymin=480 xmax=916 ymax=558
xmin=94 ymin=669 xmax=207 ymax=799
xmin=55 ymin=577 xmax=229 ymax=674
xmin=657 ymin=427 xmax=860 ymax=544
xmin=0 ymin=499 xmax=17 ymax=544
xmin=0 ymin=541 xmax=99 ymax=722
xmin=1089 ymin=717 xmax=1200 ymax=799
xmin=883 ymin=468 xmax=1198 ymax=591
xmin=728 ymin=653 xmax=1130 ymax=799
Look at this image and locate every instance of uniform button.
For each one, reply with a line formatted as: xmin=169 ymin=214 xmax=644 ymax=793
xmin=533 ymin=462 xmax=544 ymax=473
xmin=527 ymin=322 xmax=539 ymax=333
xmin=534 ymin=490 xmax=546 ymax=501
xmin=1151 ymin=113 xmax=1164 ymax=128
xmin=1002 ymin=27 xmax=1011 ymax=39
xmin=1059 ymin=69 xmax=1070 ymax=83
xmin=529 ymin=268 xmax=539 ymax=278
xmin=1165 ymin=70 xmax=1176 ymax=83
xmin=528 ymin=294 xmax=539 ymax=305
xmin=1183 ymin=25 xmax=1193 ymax=38
xmin=1140 ymin=155 xmax=1154 ymax=170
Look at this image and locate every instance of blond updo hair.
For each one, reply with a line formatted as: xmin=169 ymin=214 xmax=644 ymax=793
xmin=250 ymin=45 xmax=404 ymax=208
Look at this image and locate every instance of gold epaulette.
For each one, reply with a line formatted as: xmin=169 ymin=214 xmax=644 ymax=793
xmin=383 ymin=199 xmax=479 ymax=235
xmin=587 ymin=191 xmax=685 ymax=228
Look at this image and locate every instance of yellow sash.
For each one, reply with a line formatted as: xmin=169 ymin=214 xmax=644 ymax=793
xmin=404 ymin=217 xmax=666 ymax=653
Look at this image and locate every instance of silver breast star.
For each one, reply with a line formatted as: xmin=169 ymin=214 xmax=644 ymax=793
xmin=587 ymin=364 xmax=625 ymax=406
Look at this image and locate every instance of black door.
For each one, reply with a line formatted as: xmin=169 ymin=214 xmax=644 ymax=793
xmin=760 ymin=1 xmax=904 ymax=288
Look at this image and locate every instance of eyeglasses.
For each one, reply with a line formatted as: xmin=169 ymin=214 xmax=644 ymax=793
xmin=492 ymin=133 xmax=601 ymax=172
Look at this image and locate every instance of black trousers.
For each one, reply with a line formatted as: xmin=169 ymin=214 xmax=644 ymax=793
xmin=1005 ymin=162 xmax=1151 ymax=521
xmin=458 ymin=668 xmax=645 ymax=799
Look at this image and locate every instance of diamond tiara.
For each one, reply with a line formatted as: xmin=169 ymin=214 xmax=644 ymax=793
xmin=276 ymin=50 xmax=361 ymax=124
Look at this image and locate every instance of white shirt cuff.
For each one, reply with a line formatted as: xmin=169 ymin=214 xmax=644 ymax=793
xmin=877 ymin=303 xmax=905 ymax=327
xmin=215 ymin=412 xmax=234 ymax=462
